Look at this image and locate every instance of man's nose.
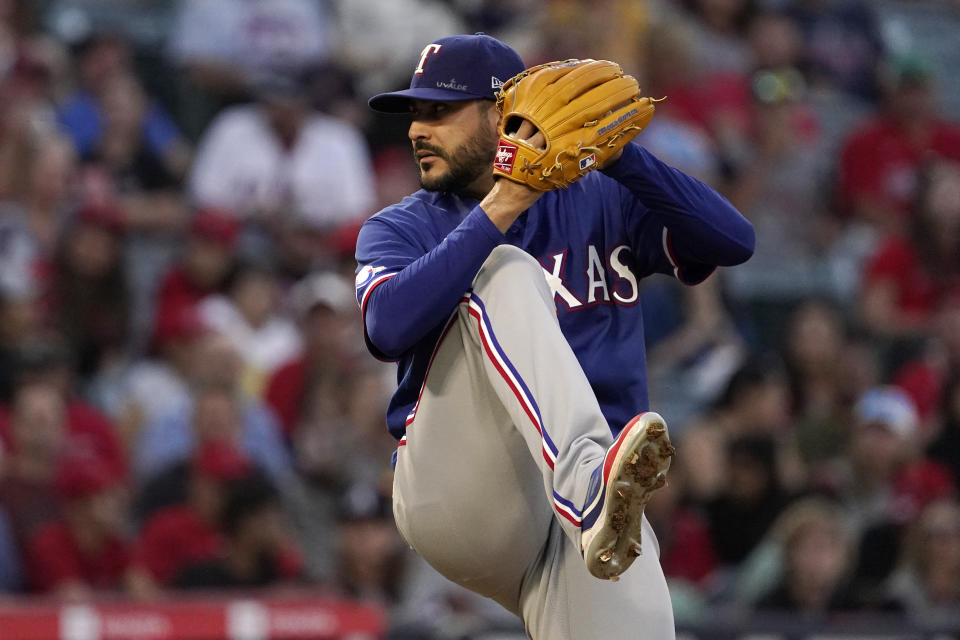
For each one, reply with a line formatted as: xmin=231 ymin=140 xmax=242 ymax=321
xmin=408 ymin=118 xmax=430 ymax=142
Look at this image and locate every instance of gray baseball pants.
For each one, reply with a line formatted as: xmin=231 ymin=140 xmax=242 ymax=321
xmin=392 ymin=245 xmax=675 ymax=639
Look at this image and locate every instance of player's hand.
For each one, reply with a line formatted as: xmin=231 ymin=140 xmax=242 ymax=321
xmin=484 ymin=119 xmax=544 ymax=232
xmin=482 ymin=179 xmax=541 ymax=233
xmin=514 ymin=119 xmax=545 ymax=152
xmin=603 ymin=149 xmax=624 ymax=168
xmin=480 ymin=121 xmax=546 ymax=233
xmin=492 ymin=119 xmax=545 ymax=197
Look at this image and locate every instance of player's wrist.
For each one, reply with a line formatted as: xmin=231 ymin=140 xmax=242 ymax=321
xmin=602 ymin=148 xmax=625 ymax=169
xmin=480 ymin=179 xmax=541 ymax=233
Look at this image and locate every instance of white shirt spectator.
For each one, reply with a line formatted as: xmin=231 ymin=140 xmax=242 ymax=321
xmin=640 ymin=116 xmax=719 ymax=185
xmin=198 ymin=294 xmax=302 ymax=389
xmin=0 ymin=207 xmax=38 ymax=298
xmin=168 ymin=0 xmax=331 ymax=75
xmin=115 ymin=360 xmax=191 ymax=424
xmin=332 ymin=0 xmax=465 ymax=96
xmin=189 ymin=105 xmax=375 ymax=227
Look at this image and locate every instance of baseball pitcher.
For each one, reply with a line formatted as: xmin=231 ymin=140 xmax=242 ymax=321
xmin=355 ymin=34 xmax=755 ymax=639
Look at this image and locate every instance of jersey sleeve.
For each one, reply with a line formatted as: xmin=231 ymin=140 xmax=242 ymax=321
xmin=604 ymin=143 xmax=755 ymax=285
xmin=355 ymin=205 xmax=505 ymax=360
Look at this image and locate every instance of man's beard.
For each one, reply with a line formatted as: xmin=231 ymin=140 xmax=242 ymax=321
xmin=415 ymin=118 xmax=497 ymax=196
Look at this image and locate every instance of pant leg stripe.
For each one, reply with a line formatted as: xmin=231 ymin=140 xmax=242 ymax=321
xmin=463 ymin=295 xmax=558 ymax=470
xmin=465 ymin=293 xmax=561 ymax=458
xmin=464 ymin=292 xmax=584 ymax=520
xmin=555 ymin=503 xmax=582 ymax=526
xmin=553 ymin=491 xmax=582 ymax=517
xmin=554 ymin=491 xmax=583 ymax=526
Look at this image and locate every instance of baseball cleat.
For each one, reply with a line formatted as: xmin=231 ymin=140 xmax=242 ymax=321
xmin=580 ymin=412 xmax=674 ymax=580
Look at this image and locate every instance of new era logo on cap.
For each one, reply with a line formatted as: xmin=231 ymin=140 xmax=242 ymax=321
xmin=492 ymin=76 xmax=504 ymax=90
xmin=494 ymin=140 xmax=518 ymax=173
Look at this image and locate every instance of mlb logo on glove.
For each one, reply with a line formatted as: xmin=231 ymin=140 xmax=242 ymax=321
xmin=579 ymin=154 xmax=597 ymax=171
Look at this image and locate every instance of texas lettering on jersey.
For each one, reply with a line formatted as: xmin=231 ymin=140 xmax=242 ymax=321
xmin=355 ymin=143 xmax=754 ymax=442
xmin=356 ymin=243 xmax=638 ymax=318
xmin=355 ymin=169 xmax=676 ymax=440
xmin=541 ymin=245 xmax=638 ymax=308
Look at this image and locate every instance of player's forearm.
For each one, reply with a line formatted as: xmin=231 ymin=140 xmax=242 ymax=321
xmin=364 ymin=208 xmax=505 ymax=357
xmin=606 ymin=144 xmax=755 ymax=266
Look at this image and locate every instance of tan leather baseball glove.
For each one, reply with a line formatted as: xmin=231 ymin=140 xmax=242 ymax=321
xmin=492 ymin=59 xmax=657 ymax=191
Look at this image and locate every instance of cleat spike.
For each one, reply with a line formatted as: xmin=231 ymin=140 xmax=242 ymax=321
xmin=599 ymin=549 xmax=613 ymax=563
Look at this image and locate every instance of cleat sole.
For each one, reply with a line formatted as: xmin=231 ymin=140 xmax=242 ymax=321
xmin=582 ymin=412 xmax=674 ymax=580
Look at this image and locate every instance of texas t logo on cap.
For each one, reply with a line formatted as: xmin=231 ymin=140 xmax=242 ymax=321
xmin=369 ymin=33 xmax=526 ymax=113
xmin=415 ymin=44 xmax=442 ymax=75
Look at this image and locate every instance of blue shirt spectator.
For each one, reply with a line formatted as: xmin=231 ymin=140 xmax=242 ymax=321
xmin=59 ymin=92 xmax=181 ymax=159
xmin=134 ymin=393 xmax=296 ymax=493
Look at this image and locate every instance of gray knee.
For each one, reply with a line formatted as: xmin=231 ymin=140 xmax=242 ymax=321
xmin=474 ymin=245 xmax=548 ymax=295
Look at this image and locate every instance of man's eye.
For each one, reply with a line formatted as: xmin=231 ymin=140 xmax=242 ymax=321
xmin=411 ymin=103 xmax=450 ymax=120
xmin=427 ymin=104 xmax=447 ymax=118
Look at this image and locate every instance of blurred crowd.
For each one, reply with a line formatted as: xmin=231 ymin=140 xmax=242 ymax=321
xmin=0 ymin=0 xmax=959 ymax=636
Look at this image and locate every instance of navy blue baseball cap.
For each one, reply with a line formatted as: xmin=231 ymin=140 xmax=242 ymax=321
xmin=368 ymin=33 xmax=526 ymax=113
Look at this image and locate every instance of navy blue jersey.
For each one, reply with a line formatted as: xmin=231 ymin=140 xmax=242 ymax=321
xmin=355 ymin=143 xmax=754 ymax=441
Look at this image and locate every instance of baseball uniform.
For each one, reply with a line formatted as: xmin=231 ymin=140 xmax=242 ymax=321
xmin=356 ymin=35 xmax=755 ymax=639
